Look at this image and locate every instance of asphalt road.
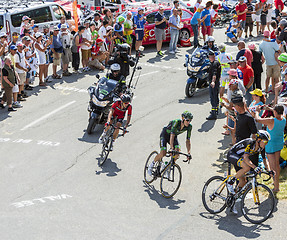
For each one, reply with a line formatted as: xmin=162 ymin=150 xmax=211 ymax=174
xmin=1 ymin=27 xmax=286 ymax=239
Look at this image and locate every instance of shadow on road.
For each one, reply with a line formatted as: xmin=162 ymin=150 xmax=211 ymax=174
xmin=95 ymin=158 xmax=122 ymax=177
xmin=199 ymin=212 xmax=272 ymax=238
xmin=78 ymin=125 xmax=104 ymax=144
xmin=198 ymin=120 xmax=216 ymax=132
xmin=142 ymin=181 xmax=185 ymax=210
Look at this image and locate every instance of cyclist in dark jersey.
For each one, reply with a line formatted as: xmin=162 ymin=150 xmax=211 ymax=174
xmin=226 ymin=130 xmax=273 ymax=194
xmin=147 ymin=111 xmax=193 ymax=176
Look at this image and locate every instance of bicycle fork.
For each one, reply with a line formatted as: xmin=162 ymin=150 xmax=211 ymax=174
xmin=252 ymin=178 xmax=260 ymax=205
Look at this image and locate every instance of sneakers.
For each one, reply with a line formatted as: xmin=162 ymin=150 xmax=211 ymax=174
xmin=25 ymin=85 xmax=33 ymax=90
xmin=110 ymin=140 xmax=114 ymax=151
xmin=226 ymin=179 xmax=235 ymax=195
xmin=98 ymin=132 xmax=106 ymax=144
xmin=12 ymin=102 xmax=23 ymax=108
xmin=175 ymin=49 xmax=180 ymax=53
xmin=147 ymin=161 xmax=155 ymax=176
xmin=0 ymin=103 xmax=5 ymax=109
xmin=8 ymin=107 xmax=16 ymax=112
xmin=45 ymin=77 xmax=52 ymax=83
xmin=63 ymin=71 xmax=72 ymax=76
xmin=157 ymin=51 xmax=164 ymax=57
xmin=169 ymin=51 xmax=175 ymax=54
xmin=17 ymin=95 xmax=26 ymax=102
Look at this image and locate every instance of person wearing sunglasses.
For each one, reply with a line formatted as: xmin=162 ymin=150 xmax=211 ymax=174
xmin=226 ymin=130 xmax=273 ymax=202
xmin=147 ymin=111 xmax=192 ymax=176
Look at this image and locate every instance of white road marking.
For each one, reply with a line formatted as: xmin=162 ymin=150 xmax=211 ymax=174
xmin=11 ymin=194 xmax=72 ymax=208
xmin=141 ymin=63 xmax=185 ymax=71
xmin=0 ymin=137 xmax=60 ymax=147
xmin=21 ymin=101 xmax=76 ymax=131
xmin=55 ymin=85 xmax=87 ymax=93
xmin=140 ymin=71 xmax=159 ymax=77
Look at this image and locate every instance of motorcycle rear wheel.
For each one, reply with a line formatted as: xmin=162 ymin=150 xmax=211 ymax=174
xmin=87 ymin=117 xmax=97 ymax=135
xmin=185 ymin=82 xmax=196 ymax=98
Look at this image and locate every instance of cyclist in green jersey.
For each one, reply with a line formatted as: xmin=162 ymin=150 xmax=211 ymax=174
xmin=148 ymin=111 xmax=193 ymax=176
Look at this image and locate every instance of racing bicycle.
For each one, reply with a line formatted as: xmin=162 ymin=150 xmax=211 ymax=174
xmin=144 ymin=150 xmax=191 ymax=198
xmin=202 ymin=161 xmax=275 ymax=224
xmin=99 ymin=123 xmax=128 ymax=166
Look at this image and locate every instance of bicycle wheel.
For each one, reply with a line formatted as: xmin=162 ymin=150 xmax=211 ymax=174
xmin=160 ymin=164 xmax=182 ymax=198
xmin=202 ymin=176 xmax=228 ymax=214
xmin=144 ymin=151 xmax=159 ymax=184
xmin=99 ymin=136 xmax=113 ymax=166
xmin=241 ymin=183 xmax=275 ymax=224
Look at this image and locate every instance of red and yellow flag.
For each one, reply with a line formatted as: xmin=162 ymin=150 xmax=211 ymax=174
xmin=72 ymin=0 xmax=78 ymax=32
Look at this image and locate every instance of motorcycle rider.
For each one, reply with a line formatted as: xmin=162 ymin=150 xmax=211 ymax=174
xmin=98 ymin=94 xmax=132 ymax=150
xmin=108 ymin=43 xmax=135 ymax=78
xmin=106 ymin=63 xmax=127 ymax=94
xmin=202 ymin=36 xmax=219 ymax=53
xmin=206 ymin=50 xmax=221 ymax=120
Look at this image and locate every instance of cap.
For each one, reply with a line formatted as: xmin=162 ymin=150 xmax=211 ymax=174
xmin=228 ymin=69 xmax=238 ymax=77
xmin=10 ymin=45 xmax=17 ymax=50
xmin=127 ymin=11 xmax=133 ymax=16
xmin=248 ymin=43 xmax=256 ymax=50
xmin=231 ymin=96 xmax=243 ymax=104
xmin=32 ymin=25 xmax=39 ymax=29
xmin=16 ymin=42 xmax=23 ymax=47
xmin=263 ymin=30 xmax=270 ymax=37
xmin=228 ymin=59 xmax=237 ymax=64
xmin=138 ymin=7 xmax=144 ymax=11
xmin=22 ymin=36 xmax=31 ymax=41
xmin=61 ymin=24 xmax=68 ymax=29
xmin=238 ymin=56 xmax=247 ymax=62
xmin=35 ymin=32 xmax=43 ymax=39
xmin=278 ymin=53 xmax=287 ymax=63
xmin=53 ymin=26 xmax=60 ymax=31
xmin=43 ymin=24 xmax=49 ymax=29
xmin=0 ymin=32 xmax=7 ymax=38
xmin=233 ymin=14 xmax=238 ymax=18
xmin=22 ymin=16 xmax=30 ymax=21
xmin=250 ymin=88 xmax=263 ymax=97
xmin=208 ymin=50 xmax=215 ymax=56
xmin=96 ymin=38 xmax=104 ymax=44
xmin=279 ymin=19 xmax=287 ymax=27
xmin=229 ymin=79 xmax=239 ymax=85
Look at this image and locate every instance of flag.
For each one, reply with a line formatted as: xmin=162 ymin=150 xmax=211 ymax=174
xmin=73 ymin=0 xmax=78 ymax=32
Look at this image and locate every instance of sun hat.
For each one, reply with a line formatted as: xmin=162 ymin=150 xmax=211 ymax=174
xmin=250 ymin=89 xmax=263 ymax=97
xmin=96 ymin=38 xmax=104 ymax=44
xmin=228 ymin=69 xmax=238 ymax=77
xmin=238 ymin=56 xmax=247 ymax=62
xmin=22 ymin=16 xmax=30 ymax=21
xmin=35 ymin=32 xmax=43 ymax=39
xmin=278 ymin=53 xmax=287 ymax=62
xmin=61 ymin=24 xmax=68 ymax=29
xmin=0 ymin=32 xmax=7 ymax=38
xmin=248 ymin=43 xmax=256 ymax=50
xmin=53 ymin=26 xmax=60 ymax=31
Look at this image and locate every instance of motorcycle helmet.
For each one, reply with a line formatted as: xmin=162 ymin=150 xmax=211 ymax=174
xmin=207 ymin=36 xmax=215 ymax=42
xmin=111 ymin=63 xmax=121 ymax=72
xmin=218 ymin=44 xmax=226 ymax=52
xmin=118 ymin=43 xmax=130 ymax=53
xmin=256 ymin=130 xmax=271 ymax=141
xmin=121 ymin=94 xmax=131 ymax=103
xmin=182 ymin=111 xmax=193 ymax=121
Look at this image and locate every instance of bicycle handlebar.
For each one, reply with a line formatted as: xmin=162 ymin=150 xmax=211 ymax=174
xmin=166 ymin=150 xmax=192 ymax=164
xmin=245 ymin=169 xmax=273 ymax=181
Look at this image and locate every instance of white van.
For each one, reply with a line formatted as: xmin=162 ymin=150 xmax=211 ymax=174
xmin=0 ymin=2 xmax=74 ymax=42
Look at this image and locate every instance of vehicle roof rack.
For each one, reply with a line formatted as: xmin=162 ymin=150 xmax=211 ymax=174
xmin=0 ymin=0 xmax=46 ymax=12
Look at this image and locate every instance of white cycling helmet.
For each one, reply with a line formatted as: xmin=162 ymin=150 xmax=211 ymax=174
xmin=110 ymin=63 xmax=121 ymax=72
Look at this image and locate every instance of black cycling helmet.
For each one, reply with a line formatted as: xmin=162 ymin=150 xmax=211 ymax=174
xmin=121 ymin=94 xmax=131 ymax=103
xmin=182 ymin=111 xmax=193 ymax=120
xmin=256 ymin=130 xmax=271 ymax=141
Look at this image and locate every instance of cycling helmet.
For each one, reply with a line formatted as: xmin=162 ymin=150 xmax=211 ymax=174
xmin=182 ymin=111 xmax=193 ymax=120
xmin=256 ymin=130 xmax=271 ymax=141
xmin=110 ymin=63 xmax=121 ymax=72
xmin=121 ymin=94 xmax=131 ymax=103
xmin=218 ymin=44 xmax=226 ymax=52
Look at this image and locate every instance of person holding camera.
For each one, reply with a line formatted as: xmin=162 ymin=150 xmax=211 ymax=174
xmin=60 ymin=24 xmax=73 ymax=76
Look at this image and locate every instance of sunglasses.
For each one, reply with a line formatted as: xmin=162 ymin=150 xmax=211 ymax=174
xmin=261 ymin=140 xmax=268 ymax=144
xmin=184 ymin=119 xmax=191 ymax=122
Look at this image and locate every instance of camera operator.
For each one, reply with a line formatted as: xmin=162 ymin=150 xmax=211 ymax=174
xmin=60 ymin=24 xmax=73 ymax=76
xmin=106 ymin=63 xmax=127 ymax=95
xmin=108 ymin=43 xmax=135 ymax=78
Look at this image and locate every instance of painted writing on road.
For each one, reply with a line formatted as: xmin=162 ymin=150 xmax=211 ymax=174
xmin=55 ymin=85 xmax=87 ymax=93
xmin=0 ymin=138 xmax=60 ymax=147
xmin=11 ymin=194 xmax=72 ymax=208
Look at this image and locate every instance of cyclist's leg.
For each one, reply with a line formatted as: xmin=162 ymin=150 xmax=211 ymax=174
xmin=154 ymin=128 xmax=168 ymax=163
xmin=173 ymin=138 xmax=180 ymax=161
xmin=112 ymin=119 xmax=123 ymax=141
xmin=235 ymin=159 xmax=250 ymax=188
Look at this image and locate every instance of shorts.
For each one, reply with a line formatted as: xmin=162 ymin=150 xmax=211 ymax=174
xmin=135 ymin=30 xmax=144 ymax=41
xmin=155 ymin=28 xmax=166 ymax=41
xmin=201 ymin=25 xmax=211 ymax=36
xmin=160 ymin=127 xmax=180 ymax=151
xmin=227 ymin=31 xmax=236 ymax=39
xmin=81 ymin=49 xmax=91 ymax=61
xmin=267 ymin=11 xmax=272 ymax=23
xmin=53 ymin=53 xmax=62 ymax=66
xmin=253 ymin=14 xmax=261 ymax=22
xmin=62 ymin=48 xmax=72 ymax=65
xmin=220 ymin=74 xmax=229 ymax=88
xmin=12 ymin=84 xmax=19 ymax=93
xmin=245 ymin=17 xmax=253 ymax=30
xmin=126 ymin=34 xmax=133 ymax=45
xmin=17 ymin=72 xmax=26 ymax=85
xmin=266 ymin=64 xmax=280 ymax=78
xmin=240 ymin=20 xmax=246 ymax=30
xmin=227 ymin=151 xmax=259 ymax=172
xmin=26 ymin=71 xmax=30 ymax=79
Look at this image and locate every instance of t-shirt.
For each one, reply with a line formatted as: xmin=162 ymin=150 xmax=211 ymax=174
xmin=259 ymin=40 xmax=280 ymax=66
xmin=98 ymin=26 xmax=107 ymax=40
xmin=14 ymin=51 xmax=26 ymax=74
xmin=201 ymin=8 xmax=211 ymax=26
xmin=235 ymin=112 xmax=258 ymax=143
xmin=217 ymin=52 xmax=233 ymax=75
xmin=251 ymin=50 xmax=263 ymax=73
xmin=227 ymin=82 xmax=246 ymax=101
xmin=169 ymin=14 xmax=180 ymax=30
xmin=236 ymin=3 xmax=247 ymax=21
xmin=190 ymin=12 xmax=201 ymax=25
xmin=81 ymin=28 xmax=92 ymax=50
xmin=124 ymin=19 xmax=134 ymax=35
xmin=155 ymin=12 xmax=166 ymax=29
xmin=210 ymin=9 xmax=218 ymax=24
xmin=271 ymin=30 xmax=276 ymax=39
xmin=238 ymin=64 xmax=254 ymax=86
xmin=133 ymin=14 xmax=146 ymax=30
xmin=246 ymin=2 xmax=254 ymax=18
xmin=277 ymin=26 xmax=287 ymax=42
xmin=236 ymin=48 xmax=253 ymax=67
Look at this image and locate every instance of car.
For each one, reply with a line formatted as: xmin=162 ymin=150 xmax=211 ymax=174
xmin=122 ymin=7 xmax=194 ymax=46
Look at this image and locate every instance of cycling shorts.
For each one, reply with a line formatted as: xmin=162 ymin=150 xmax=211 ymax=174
xmin=220 ymin=75 xmax=230 ymax=88
xmin=227 ymin=151 xmax=259 ymax=172
xmin=160 ymin=127 xmax=180 ymax=151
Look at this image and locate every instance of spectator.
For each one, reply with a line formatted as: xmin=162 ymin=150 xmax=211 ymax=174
xmin=93 ymin=12 xmax=102 ymax=31
xmin=235 ymin=0 xmax=248 ymax=40
xmin=206 ymin=50 xmax=221 ymax=120
xmin=228 ymin=59 xmax=244 ymax=81
xmin=89 ymin=38 xmax=107 ymax=70
xmin=81 ymin=21 xmax=92 ymax=72
xmin=60 ymin=24 xmax=72 ymax=77
xmin=270 ymin=21 xmax=278 ymax=40
xmin=201 ymin=1 xmax=213 ymax=42
xmin=22 ymin=36 xmax=35 ymax=91
xmin=114 ymin=16 xmax=125 ymax=45
xmin=259 ymin=30 xmax=280 ymax=93
xmin=278 ymin=52 xmax=287 ymax=81
xmin=15 ymin=42 xmax=29 ymax=101
xmin=190 ymin=5 xmax=206 ymax=47
xmin=50 ymin=26 xmax=63 ymax=79
xmin=169 ymin=8 xmax=180 ymax=54
xmin=245 ymin=0 xmax=254 ymax=38
xmin=42 ymin=25 xmax=52 ymax=82
xmin=90 ymin=22 xmax=98 ymax=44
xmin=0 ymin=56 xmax=19 ymax=111
xmin=260 ymin=3 xmax=268 ymax=33
xmin=58 ymin=16 xmax=69 ymax=30
xmin=248 ymin=43 xmax=264 ymax=89
xmin=276 ymin=19 xmax=287 ymax=44
xmin=255 ymin=104 xmax=286 ymax=193
xmin=172 ymin=0 xmax=180 ymax=10
xmin=20 ymin=16 xmax=34 ymax=37
xmin=32 ymin=25 xmax=39 ymax=38
xmin=34 ymin=32 xmax=50 ymax=86
xmin=0 ymin=32 xmax=8 ymax=71
xmin=124 ymin=12 xmax=134 ymax=55
xmin=99 ymin=20 xmax=109 ymax=42
xmin=71 ymin=25 xmax=86 ymax=74
xmin=106 ymin=26 xmax=115 ymax=54
xmin=236 ymin=41 xmax=253 ymax=67
xmin=249 ymin=89 xmax=266 ymax=118
xmin=155 ymin=6 xmax=168 ymax=57
xmin=8 ymin=32 xmax=19 ymax=51
xmin=275 ymin=0 xmax=284 ymax=19
xmin=103 ymin=9 xmax=113 ymax=26
xmin=254 ymin=1 xmax=264 ymax=36
xmin=237 ymin=56 xmax=254 ymax=105
xmin=226 ymin=14 xmax=241 ymax=43
xmin=266 ymin=0 xmax=273 ymax=31
xmin=210 ymin=4 xmax=219 ymax=36
xmin=134 ymin=7 xmax=146 ymax=56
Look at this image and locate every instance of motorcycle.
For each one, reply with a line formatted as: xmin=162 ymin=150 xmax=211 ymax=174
xmin=184 ymin=47 xmax=210 ymax=98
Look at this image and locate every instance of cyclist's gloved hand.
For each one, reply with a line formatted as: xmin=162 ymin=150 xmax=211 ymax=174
xmin=269 ymin=170 xmax=275 ymax=176
xmin=187 ymin=154 xmax=192 ymax=160
xmin=105 ymin=122 xmax=110 ymax=127
xmin=254 ymin=166 xmax=262 ymax=173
